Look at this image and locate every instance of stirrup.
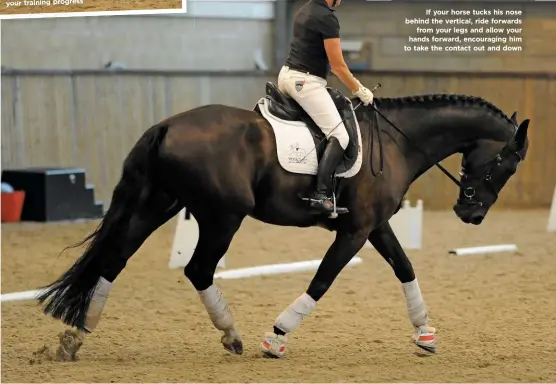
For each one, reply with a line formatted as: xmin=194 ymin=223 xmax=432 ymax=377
xmin=328 ymin=192 xmax=349 ymax=218
xmin=301 ymin=192 xmax=349 ymax=218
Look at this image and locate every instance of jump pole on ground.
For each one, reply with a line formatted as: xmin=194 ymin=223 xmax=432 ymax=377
xmin=448 ymin=244 xmax=518 ymax=256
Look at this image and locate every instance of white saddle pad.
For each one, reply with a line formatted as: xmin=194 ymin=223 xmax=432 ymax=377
xmin=256 ymin=97 xmax=363 ymax=178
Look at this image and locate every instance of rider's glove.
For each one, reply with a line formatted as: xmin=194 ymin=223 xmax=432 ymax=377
xmin=352 ymin=82 xmax=374 ymax=106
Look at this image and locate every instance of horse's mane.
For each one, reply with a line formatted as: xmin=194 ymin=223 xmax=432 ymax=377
xmin=371 ymin=94 xmax=514 ymax=126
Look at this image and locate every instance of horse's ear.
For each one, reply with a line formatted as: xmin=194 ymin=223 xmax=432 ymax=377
xmin=510 ymin=111 xmax=518 ymax=125
xmin=514 ymin=119 xmax=529 ymax=149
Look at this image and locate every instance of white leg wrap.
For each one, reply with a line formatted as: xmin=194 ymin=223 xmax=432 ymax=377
xmin=274 ymin=293 xmax=316 ymax=334
xmin=84 ymin=277 xmax=112 ymax=332
xmin=402 ymin=278 xmax=428 ymax=327
xmin=198 ymin=285 xmax=235 ymax=331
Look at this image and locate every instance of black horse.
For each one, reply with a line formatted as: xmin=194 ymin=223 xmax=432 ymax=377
xmin=37 ymin=83 xmax=529 ymax=359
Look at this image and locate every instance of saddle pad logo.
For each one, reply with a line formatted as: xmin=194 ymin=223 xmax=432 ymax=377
xmin=295 ymin=80 xmax=305 ymax=92
xmin=288 ymin=143 xmax=308 ymax=164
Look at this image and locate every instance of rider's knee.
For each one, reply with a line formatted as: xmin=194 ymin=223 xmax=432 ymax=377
xmin=334 ymin=129 xmax=349 ymax=150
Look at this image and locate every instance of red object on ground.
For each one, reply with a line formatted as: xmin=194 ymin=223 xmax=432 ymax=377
xmin=1 ymin=191 xmax=26 ymax=222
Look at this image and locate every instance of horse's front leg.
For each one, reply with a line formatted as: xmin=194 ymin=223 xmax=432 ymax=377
xmin=368 ymin=222 xmax=436 ymax=353
xmin=260 ymin=229 xmax=368 ymax=358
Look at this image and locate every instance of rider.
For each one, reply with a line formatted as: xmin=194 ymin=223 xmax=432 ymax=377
xmin=278 ymin=0 xmax=374 ymax=214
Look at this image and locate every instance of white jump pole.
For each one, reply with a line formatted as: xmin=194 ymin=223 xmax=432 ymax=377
xmin=364 ymin=199 xmax=423 ymax=250
xmin=169 ymin=208 xmax=226 ymax=270
xmin=1 ymin=257 xmax=365 ymax=303
xmin=214 ymin=257 xmax=363 ymax=280
xmin=0 ymin=289 xmax=43 ymax=302
xmin=449 ymin=244 xmax=518 ymax=256
xmin=548 ymin=184 xmax=556 ymax=232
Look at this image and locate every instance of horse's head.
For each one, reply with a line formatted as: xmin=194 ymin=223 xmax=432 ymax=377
xmin=453 ymin=112 xmax=529 ymax=225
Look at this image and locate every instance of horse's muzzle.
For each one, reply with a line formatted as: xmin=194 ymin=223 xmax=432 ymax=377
xmin=453 ymin=204 xmax=485 ymax=225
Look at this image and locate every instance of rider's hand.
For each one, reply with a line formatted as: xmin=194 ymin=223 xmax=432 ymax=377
xmin=352 ymin=83 xmax=374 ymax=106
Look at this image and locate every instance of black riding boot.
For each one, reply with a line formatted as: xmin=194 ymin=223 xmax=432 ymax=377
xmin=309 ymin=137 xmax=348 ymax=214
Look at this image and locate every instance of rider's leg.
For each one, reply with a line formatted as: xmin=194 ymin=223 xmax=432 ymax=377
xmin=278 ymin=67 xmax=349 ymax=213
xmin=311 ymin=137 xmax=345 ymax=212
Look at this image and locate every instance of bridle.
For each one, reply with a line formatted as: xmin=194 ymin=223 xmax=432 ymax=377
xmin=457 ymin=142 xmax=523 ymax=208
xmin=458 ymin=156 xmax=502 ymax=208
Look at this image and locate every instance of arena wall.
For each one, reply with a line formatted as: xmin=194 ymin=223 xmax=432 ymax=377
xmin=2 ymin=70 xmax=554 ymax=210
xmin=0 ymin=16 xmax=273 ymax=71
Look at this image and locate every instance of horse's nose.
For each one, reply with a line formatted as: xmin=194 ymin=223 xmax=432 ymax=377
xmin=469 ymin=214 xmax=484 ymax=225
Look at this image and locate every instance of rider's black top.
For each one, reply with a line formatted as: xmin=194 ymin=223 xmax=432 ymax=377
xmin=284 ymin=0 xmax=340 ymax=79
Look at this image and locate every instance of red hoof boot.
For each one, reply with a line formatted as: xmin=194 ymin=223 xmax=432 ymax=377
xmin=412 ymin=325 xmax=436 ymax=353
xmin=260 ymin=332 xmax=287 ymax=358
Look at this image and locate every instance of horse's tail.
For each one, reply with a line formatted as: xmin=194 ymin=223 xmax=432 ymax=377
xmin=37 ymin=124 xmax=169 ymax=330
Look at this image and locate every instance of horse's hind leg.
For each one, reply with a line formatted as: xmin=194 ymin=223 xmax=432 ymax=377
xmin=100 ymin=193 xmax=182 ymax=284
xmin=368 ymin=222 xmax=436 ymax=353
xmin=44 ymin=190 xmax=181 ymax=360
xmin=86 ymin=192 xmax=181 ymax=331
xmin=183 ymin=212 xmax=245 ymax=355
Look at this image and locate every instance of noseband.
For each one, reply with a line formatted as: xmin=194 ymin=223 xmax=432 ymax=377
xmin=457 ymin=145 xmax=523 ymax=208
xmin=458 ymin=155 xmax=502 ymax=208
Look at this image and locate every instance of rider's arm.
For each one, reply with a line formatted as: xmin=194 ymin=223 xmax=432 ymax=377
xmin=324 ymin=39 xmax=360 ymax=92
xmin=321 ymin=14 xmax=361 ymax=93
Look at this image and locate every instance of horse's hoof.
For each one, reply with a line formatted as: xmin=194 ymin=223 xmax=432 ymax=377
xmin=260 ymin=332 xmax=287 ymax=359
xmin=416 ymin=342 xmax=436 ymax=354
xmin=413 ymin=325 xmax=436 ymax=354
xmin=222 ymin=335 xmax=243 ymax=355
xmin=55 ymin=329 xmax=84 ymax=362
xmin=262 ymin=351 xmax=281 ymax=359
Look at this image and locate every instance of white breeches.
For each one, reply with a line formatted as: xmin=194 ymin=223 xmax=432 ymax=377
xmin=277 ymin=65 xmax=349 ymax=150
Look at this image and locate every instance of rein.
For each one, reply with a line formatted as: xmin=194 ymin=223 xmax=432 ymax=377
xmin=298 ymin=83 xmax=463 ymax=187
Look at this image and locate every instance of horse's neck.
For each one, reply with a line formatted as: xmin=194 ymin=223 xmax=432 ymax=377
xmin=376 ymin=102 xmax=512 ymax=180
